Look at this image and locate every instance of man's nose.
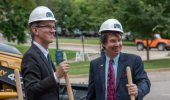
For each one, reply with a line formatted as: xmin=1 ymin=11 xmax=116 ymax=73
xmin=50 ymin=28 xmax=56 ymax=33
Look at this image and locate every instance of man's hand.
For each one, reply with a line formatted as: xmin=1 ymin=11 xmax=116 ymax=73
xmin=55 ymin=61 xmax=70 ymax=79
xmin=126 ymin=84 xmax=138 ymax=97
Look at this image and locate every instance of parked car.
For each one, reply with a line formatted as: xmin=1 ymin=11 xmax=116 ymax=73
xmin=135 ymin=34 xmax=170 ymax=51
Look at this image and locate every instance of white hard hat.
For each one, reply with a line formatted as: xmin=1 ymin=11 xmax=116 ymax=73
xmin=99 ymin=19 xmax=123 ymax=34
xmin=28 ymin=6 xmax=56 ymax=24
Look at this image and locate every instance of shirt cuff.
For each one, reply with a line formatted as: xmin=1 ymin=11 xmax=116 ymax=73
xmin=53 ymin=73 xmax=60 ymax=83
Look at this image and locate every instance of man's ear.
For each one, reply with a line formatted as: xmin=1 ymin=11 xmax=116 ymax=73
xmin=32 ymin=27 xmax=38 ymax=36
xmin=102 ymin=44 xmax=106 ymax=49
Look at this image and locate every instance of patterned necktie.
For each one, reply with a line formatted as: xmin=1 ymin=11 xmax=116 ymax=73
xmin=47 ymin=54 xmax=55 ymax=71
xmin=107 ymin=59 xmax=116 ymax=100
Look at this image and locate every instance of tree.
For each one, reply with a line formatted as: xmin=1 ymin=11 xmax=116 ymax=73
xmin=116 ymin=0 xmax=170 ymax=61
xmin=0 ymin=0 xmax=35 ymax=44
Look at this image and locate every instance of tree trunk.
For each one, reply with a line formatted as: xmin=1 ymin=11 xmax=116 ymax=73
xmin=146 ymin=37 xmax=150 ymax=61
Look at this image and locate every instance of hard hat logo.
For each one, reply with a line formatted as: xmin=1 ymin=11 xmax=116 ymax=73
xmin=114 ymin=24 xmax=121 ymax=30
xmin=46 ymin=12 xmax=54 ymax=18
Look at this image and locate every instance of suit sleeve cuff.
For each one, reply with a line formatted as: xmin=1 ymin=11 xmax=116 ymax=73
xmin=137 ymin=89 xmax=143 ymax=100
xmin=53 ymin=73 xmax=60 ymax=83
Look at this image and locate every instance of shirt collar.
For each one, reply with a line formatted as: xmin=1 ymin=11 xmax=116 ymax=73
xmin=33 ymin=41 xmax=49 ymax=58
xmin=105 ymin=53 xmax=120 ymax=63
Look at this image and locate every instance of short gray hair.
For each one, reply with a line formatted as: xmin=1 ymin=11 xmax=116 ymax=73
xmin=29 ymin=22 xmax=39 ymax=40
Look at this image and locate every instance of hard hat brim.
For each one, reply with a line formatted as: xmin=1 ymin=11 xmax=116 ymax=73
xmin=28 ymin=18 xmax=57 ymax=24
xmin=98 ymin=28 xmax=124 ymax=35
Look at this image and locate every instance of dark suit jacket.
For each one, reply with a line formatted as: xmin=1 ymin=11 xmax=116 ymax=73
xmin=21 ymin=44 xmax=59 ymax=100
xmin=87 ymin=52 xmax=151 ymax=100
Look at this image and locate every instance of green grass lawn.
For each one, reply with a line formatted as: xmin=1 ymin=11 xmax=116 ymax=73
xmin=144 ymin=59 xmax=170 ymax=69
xmin=58 ymin=37 xmax=135 ymax=46
xmin=69 ymin=61 xmax=90 ymax=75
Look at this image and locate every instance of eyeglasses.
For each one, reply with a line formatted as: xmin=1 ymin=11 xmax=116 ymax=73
xmin=36 ymin=25 xmax=56 ymax=30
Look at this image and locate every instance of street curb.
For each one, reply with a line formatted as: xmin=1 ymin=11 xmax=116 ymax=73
xmin=69 ymin=74 xmax=88 ymax=78
xmin=145 ymin=68 xmax=170 ymax=72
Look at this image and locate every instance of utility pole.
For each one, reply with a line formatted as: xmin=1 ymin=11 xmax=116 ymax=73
xmin=81 ymin=34 xmax=86 ymax=61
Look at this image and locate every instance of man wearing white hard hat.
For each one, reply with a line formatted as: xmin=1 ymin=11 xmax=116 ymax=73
xmin=21 ymin=6 xmax=69 ymax=100
xmin=87 ymin=19 xmax=150 ymax=100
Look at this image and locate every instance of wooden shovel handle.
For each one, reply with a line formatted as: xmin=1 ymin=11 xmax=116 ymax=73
xmin=14 ymin=69 xmax=23 ymax=100
xmin=64 ymin=73 xmax=74 ymax=100
xmin=126 ymin=66 xmax=135 ymax=100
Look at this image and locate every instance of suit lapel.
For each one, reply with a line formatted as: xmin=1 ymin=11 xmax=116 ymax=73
xmin=116 ymin=53 xmax=127 ymax=90
xmin=32 ymin=44 xmax=53 ymax=74
xmin=40 ymin=53 xmax=54 ymax=73
xmin=98 ymin=55 xmax=106 ymax=91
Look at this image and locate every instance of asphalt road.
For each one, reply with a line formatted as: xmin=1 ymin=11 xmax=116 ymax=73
xmin=145 ymin=71 xmax=170 ymax=100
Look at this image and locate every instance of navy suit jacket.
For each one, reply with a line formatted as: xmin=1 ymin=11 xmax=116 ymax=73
xmin=87 ymin=52 xmax=151 ymax=100
xmin=21 ymin=44 xmax=59 ymax=100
